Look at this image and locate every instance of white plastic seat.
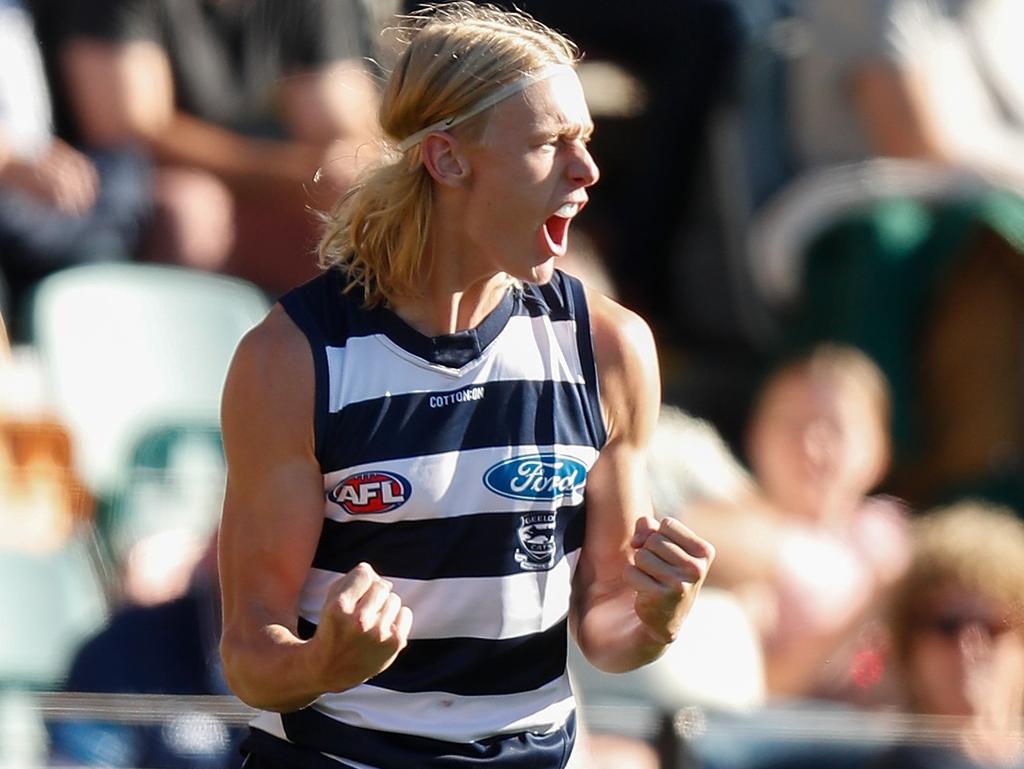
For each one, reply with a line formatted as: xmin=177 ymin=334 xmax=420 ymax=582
xmin=0 ymin=533 xmax=109 ymax=690
xmin=28 ymin=264 xmax=269 ymax=500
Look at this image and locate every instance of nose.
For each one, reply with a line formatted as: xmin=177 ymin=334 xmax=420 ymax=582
xmin=802 ymin=419 xmax=837 ymax=472
xmin=958 ymin=623 xmax=994 ymax=662
xmin=569 ymin=143 xmax=600 ymax=187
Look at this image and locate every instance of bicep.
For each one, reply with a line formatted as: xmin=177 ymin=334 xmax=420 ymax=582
xmin=218 ymin=314 xmax=324 ymax=635
xmin=575 ymin=295 xmax=661 ymax=591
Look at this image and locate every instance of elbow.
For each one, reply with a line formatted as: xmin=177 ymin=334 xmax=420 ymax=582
xmin=219 ymin=631 xmax=258 ymax=707
xmin=574 ymin=628 xmax=669 ymax=675
xmin=580 ymin=643 xmax=668 ymax=675
xmin=219 ymin=629 xmax=276 ymax=711
xmin=219 ymin=627 xmax=318 ymax=713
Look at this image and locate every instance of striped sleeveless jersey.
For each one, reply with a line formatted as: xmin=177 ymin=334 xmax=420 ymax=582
xmin=243 ymin=268 xmax=607 ymax=768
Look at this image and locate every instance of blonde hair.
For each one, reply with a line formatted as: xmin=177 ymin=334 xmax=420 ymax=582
xmin=888 ymin=501 xmax=1024 ymax=667
xmin=317 ymin=2 xmax=579 ymax=307
xmin=753 ymin=342 xmax=892 ymax=430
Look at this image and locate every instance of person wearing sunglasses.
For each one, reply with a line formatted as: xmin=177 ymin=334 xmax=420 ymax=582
xmin=876 ymin=501 xmax=1024 ymax=769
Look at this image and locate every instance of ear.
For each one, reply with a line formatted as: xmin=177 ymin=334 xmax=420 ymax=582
xmin=420 ymin=131 xmax=471 ymax=187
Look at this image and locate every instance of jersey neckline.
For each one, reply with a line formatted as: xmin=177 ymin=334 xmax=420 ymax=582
xmin=367 ymin=285 xmax=519 ymax=368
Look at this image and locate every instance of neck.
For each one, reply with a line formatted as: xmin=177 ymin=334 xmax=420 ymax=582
xmin=391 ymin=201 xmax=515 ymax=337
xmin=392 ymin=271 xmax=514 ymax=337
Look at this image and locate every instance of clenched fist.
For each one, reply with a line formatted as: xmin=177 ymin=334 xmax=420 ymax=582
xmin=624 ymin=516 xmax=715 ymax=645
xmin=307 ymin=562 xmax=414 ymax=693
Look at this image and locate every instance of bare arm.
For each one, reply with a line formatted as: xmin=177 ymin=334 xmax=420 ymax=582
xmin=570 ymin=292 xmax=715 ymax=673
xmin=681 ymin=494 xmax=781 ymax=589
xmin=218 ymin=306 xmax=411 ymax=712
xmin=61 ymin=40 xmax=378 ymax=202
xmin=0 ymin=133 xmax=98 ymax=215
xmin=852 ymin=61 xmax=1024 ymax=187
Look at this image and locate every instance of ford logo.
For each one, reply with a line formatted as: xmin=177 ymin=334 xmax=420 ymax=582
xmin=483 ymin=454 xmax=587 ymax=501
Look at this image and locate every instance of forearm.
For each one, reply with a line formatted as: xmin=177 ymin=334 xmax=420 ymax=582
xmin=220 ymin=619 xmax=325 ymax=712
xmin=151 ymin=113 xmax=324 ymax=202
xmin=854 ymin=63 xmax=1024 ymax=189
xmin=573 ymin=588 xmax=669 ymax=674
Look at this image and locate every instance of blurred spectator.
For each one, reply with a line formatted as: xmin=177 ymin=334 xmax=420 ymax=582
xmin=874 ymin=501 xmax=1024 ymax=769
xmin=770 ymin=0 xmax=1024 ymax=509
xmin=790 ymin=0 xmax=1024 ymax=182
xmin=48 ymin=537 xmax=242 ymax=769
xmin=684 ymin=343 xmax=910 ymax=701
xmin=0 ymin=0 xmax=149 ymax=335
xmin=58 ymin=0 xmax=382 ymax=293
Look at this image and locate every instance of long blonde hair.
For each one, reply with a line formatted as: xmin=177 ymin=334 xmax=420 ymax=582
xmin=317 ymin=2 xmax=579 ymax=307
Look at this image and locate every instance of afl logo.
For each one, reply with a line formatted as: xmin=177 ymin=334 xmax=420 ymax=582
xmin=483 ymin=453 xmax=587 ymax=501
xmin=328 ymin=471 xmax=411 ymax=515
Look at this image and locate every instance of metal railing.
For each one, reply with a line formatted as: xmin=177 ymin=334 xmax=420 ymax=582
xmin=2 ymin=691 xmax=1013 ymax=769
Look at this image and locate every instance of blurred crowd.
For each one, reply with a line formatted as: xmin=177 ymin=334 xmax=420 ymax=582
xmin=2 ymin=0 xmax=1024 ymax=767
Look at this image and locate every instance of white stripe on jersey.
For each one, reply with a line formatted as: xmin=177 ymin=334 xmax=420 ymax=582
xmin=322 ymin=444 xmax=600 ymax=523
xmin=325 ymin=314 xmax=584 ymax=412
xmin=250 ymin=675 xmax=574 ymax=744
xmin=299 ymin=550 xmax=580 ymax=640
xmin=318 ymin=674 xmax=575 ymax=742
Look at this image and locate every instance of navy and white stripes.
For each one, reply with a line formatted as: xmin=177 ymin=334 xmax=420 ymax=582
xmin=244 ymin=269 xmax=605 ymax=768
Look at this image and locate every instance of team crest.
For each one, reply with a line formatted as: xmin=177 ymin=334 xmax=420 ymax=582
xmin=515 ymin=512 xmax=557 ymax=571
xmin=328 ymin=471 xmax=411 ymax=515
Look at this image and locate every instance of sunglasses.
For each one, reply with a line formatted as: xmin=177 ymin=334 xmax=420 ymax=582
xmin=918 ymin=613 xmax=1015 ymax=640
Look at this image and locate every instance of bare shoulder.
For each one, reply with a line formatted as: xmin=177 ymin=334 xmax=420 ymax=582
xmin=222 ymin=304 xmax=315 ymax=448
xmin=584 ymin=288 xmax=661 ymax=442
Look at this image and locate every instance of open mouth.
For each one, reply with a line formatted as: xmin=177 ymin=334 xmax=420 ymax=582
xmin=541 ymin=202 xmax=582 ymax=257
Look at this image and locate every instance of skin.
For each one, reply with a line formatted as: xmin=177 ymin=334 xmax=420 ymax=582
xmin=851 ymin=58 xmax=1024 ymax=188
xmin=905 ymin=588 xmax=1024 ymax=764
xmin=60 ymin=38 xmax=379 ymax=204
xmin=218 ymin=68 xmax=714 ymax=712
xmin=747 ymin=371 xmax=889 ymax=527
xmin=685 ymin=369 xmax=894 ymax=696
xmin=0 ymin=134 xmax=98 ymax=216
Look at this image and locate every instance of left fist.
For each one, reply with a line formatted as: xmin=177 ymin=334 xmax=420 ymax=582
xmin=624 ymin=515 xmax=715 ymax=644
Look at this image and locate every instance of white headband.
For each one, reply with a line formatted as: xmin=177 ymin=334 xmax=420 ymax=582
xmin=396 ymin=63 xmax=575 ymax=152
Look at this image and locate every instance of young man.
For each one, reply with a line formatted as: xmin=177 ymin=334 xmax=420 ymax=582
xmin=218 ymin=4 xmax=714 ymax=767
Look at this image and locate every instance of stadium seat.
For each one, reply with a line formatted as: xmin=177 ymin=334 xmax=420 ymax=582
xmin=104 ymin=420 xmax=226 ymax=603
xmin=27 ymin=264 xmax=269 ymax=502
xmin=0 ymin=532 xmax=109 ymax=690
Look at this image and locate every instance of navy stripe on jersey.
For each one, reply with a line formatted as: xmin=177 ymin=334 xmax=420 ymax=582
xmin=244 ymin=711 xmax=576 ymax=769
xmin=281 ymin=269 xmax=576 ymax=354
xmin=311 ymin=502 xmax=585 ymax=578
xmin=320 ymin=380 xmax=595 ymax=471
xmin=278 ymin=285 xmax=333 ymax=459
xmin=561 ymin=274 xmax=608 ymax=448
xmin=296 ymin=618 xmax=568 ymax=696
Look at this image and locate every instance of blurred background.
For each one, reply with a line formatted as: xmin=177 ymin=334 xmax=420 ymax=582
xmin=2 ymin=0 xmax=1024 ymax=767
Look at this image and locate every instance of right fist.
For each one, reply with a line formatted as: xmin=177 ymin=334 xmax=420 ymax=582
xmin=309 ymin=562 xmax=413 ymax=693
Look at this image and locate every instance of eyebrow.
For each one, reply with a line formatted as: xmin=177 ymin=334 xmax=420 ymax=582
xmin=537 ymin=118 xmax=594 ymax=140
